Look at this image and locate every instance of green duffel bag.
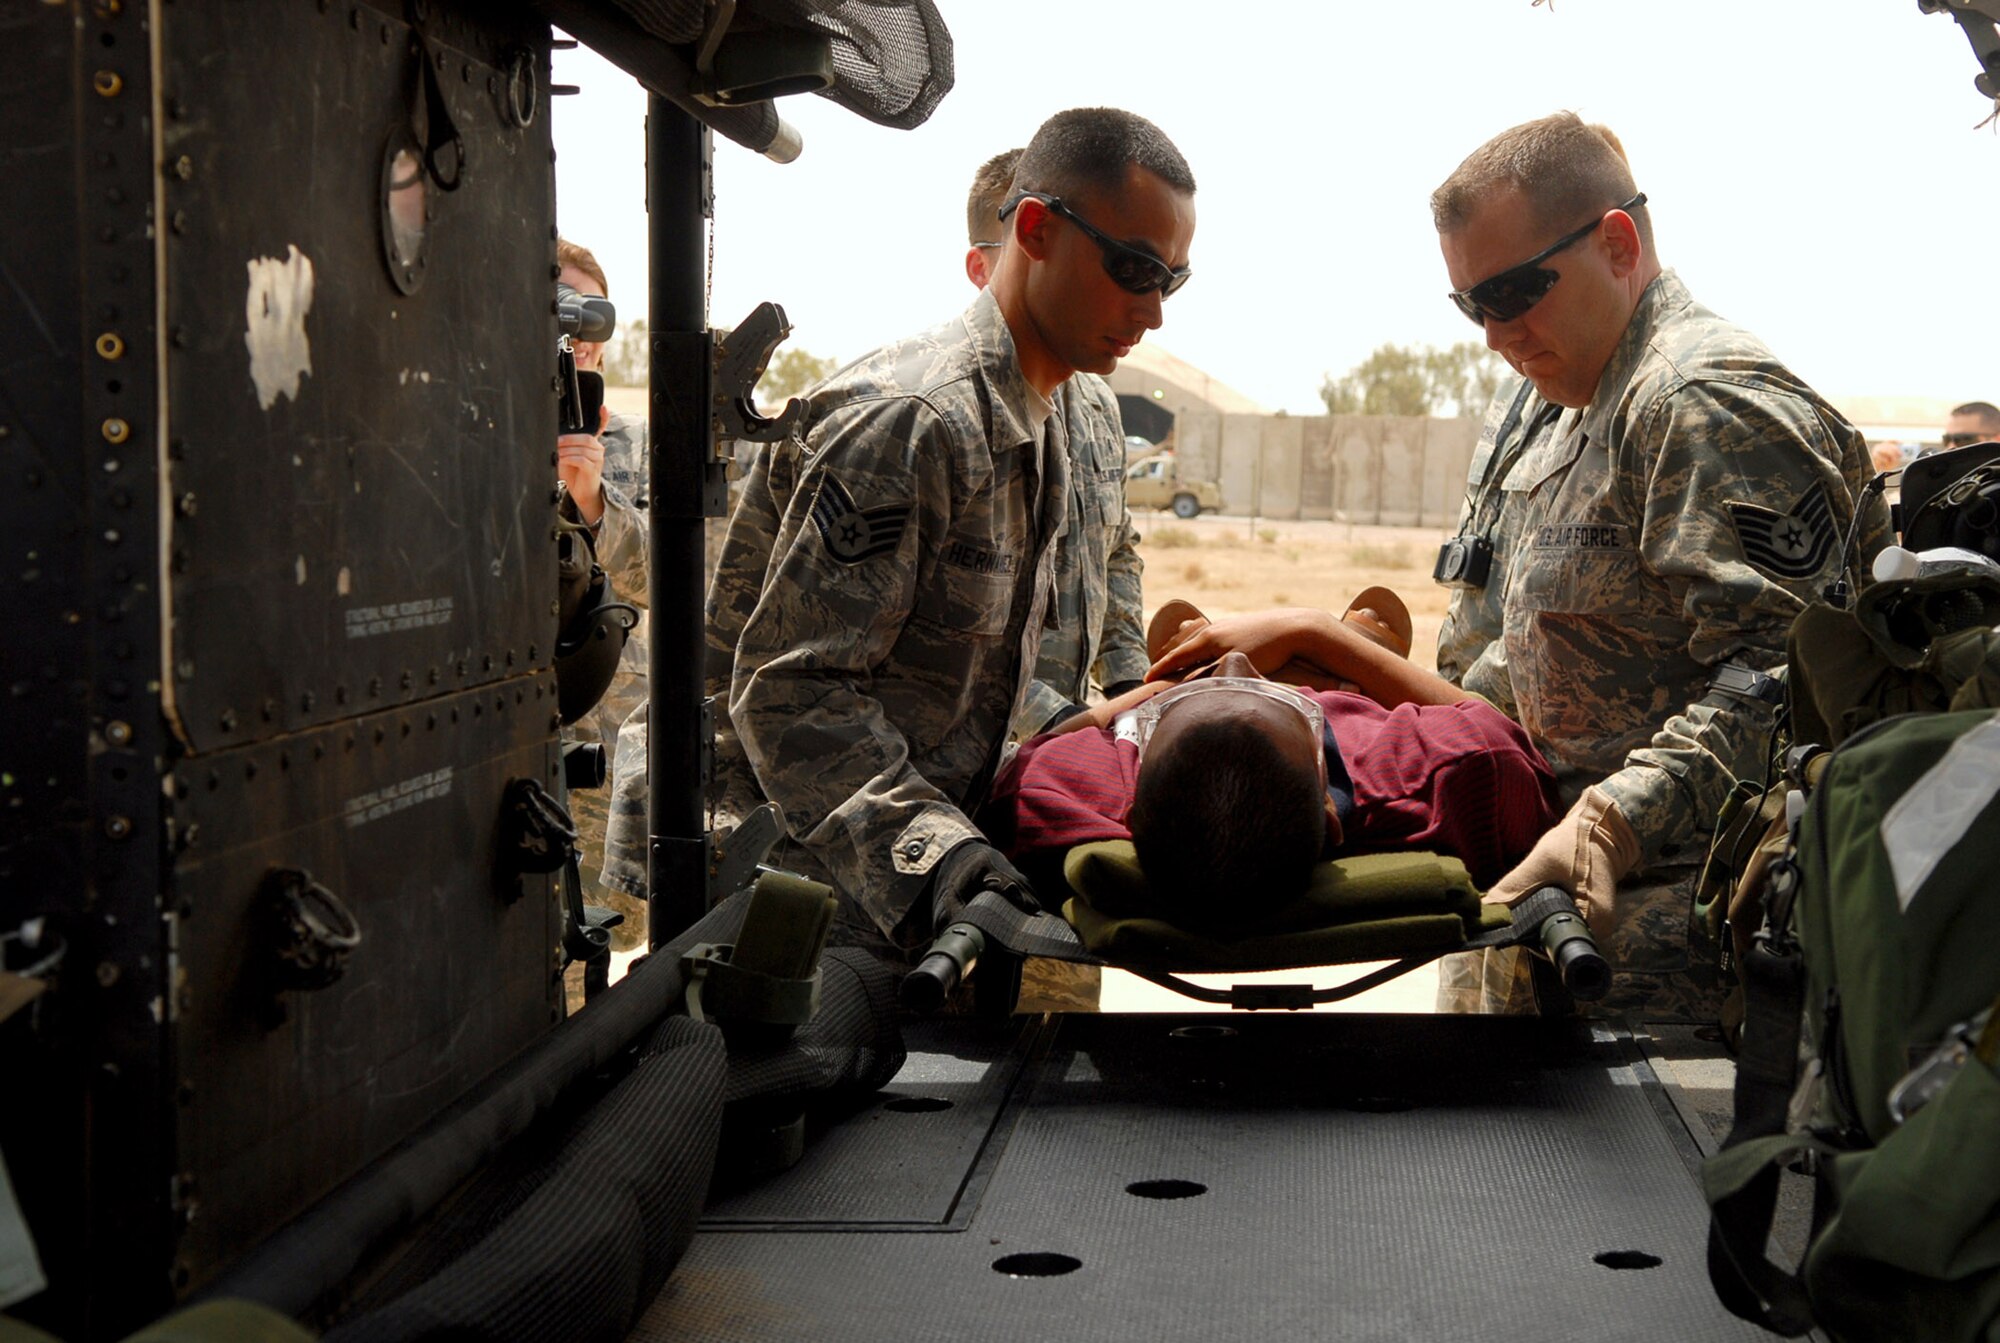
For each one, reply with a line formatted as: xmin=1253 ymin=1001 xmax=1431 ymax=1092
xmin=1704 ymin=707 xmax=2000 ymax=1341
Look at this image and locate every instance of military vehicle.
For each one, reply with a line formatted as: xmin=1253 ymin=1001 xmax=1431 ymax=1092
xmin=1125 ymin=451 xmax=1223 ymax=519
xmin=3 ymin=2 xmax=1997 ymax=1341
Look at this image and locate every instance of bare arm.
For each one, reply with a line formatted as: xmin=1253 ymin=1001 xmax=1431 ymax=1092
xmin=1147 ymin=607 xmax=1475 ymax=708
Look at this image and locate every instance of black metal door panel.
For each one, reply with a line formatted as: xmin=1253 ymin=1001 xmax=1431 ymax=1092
xmin=169 ymin=675 xmax=563 ymax=1286
xmin=159 ymin=0 xmax=558 ymax=754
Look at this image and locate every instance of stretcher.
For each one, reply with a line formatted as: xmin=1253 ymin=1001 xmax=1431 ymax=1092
xmin=903 ymin=842 xmax=1608 ymax=1015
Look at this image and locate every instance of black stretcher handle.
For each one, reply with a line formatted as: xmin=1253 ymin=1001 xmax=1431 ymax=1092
xmin=900 ymin=922 xmax=986 ymax=1014
xmin=1512 ymin=886 xmax=1611 ymax=1002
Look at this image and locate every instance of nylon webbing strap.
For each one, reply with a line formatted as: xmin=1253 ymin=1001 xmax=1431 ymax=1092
xmin=958 ymin=889 xmax=1097 ymax=963
xmin=1704 ymin=937 xmax=1817 ymax=1335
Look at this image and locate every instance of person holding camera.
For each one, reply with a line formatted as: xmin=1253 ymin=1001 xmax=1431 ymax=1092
xmin=1419 ymin=114 xmax=1884 ymax=1012
xmin=555 ymin=238 xmax=650 ymax=947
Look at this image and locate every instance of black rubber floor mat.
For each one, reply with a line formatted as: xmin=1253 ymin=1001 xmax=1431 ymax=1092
xmin=641 ymin=1015 xmax=1774 ymax=1342
xmin=700 ymin=1017 xmax=1049 ymax=1229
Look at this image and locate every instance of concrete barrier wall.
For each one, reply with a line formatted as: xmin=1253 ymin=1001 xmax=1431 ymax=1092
xmin=1158 ymin=413 xmax=1478 ymax=525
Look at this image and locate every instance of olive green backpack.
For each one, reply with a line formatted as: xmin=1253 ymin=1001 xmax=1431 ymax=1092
xmin=1702 ymin=577 xmax=2000 ymax=1341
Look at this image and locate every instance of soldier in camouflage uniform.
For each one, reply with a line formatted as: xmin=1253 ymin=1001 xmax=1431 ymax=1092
xmin=554 ymin=241 xmax=650 ymax=951
xmin=702 ymin=110 xmax=1197 ymax=956
xmin=964 ymin=148 xmax=1149 ymax=1011
xmin=1424 ymin=114 xmax=1886 ymax=1018
xmin=963 ymin=147 xmax=1150 ymax=740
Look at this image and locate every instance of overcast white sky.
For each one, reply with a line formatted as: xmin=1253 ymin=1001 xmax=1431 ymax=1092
xmin=552 ymin=0 xmax=2000 ymax=416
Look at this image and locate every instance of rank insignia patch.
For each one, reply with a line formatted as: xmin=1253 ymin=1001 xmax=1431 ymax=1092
xmin=1727 ymin=482 xmax=1836 ymax=580
xmin=810 ymin=475 xmax=912 ymax=565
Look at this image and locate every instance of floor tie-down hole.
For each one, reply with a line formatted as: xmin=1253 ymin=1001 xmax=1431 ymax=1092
xmin=883 ymin=1095 xmax=954 ymax=1113
xmin=993 ymin=1252 xmax=1082 ymax=1278
xmin=1126 ymin=1179 xmax=1207 ymax=1200
xmin=1594 ymin=1250 xmax=1663 ymax=1270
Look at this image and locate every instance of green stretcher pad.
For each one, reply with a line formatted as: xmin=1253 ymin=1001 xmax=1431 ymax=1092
xmin=1059 ymin=843 xmax=1512 ymax=972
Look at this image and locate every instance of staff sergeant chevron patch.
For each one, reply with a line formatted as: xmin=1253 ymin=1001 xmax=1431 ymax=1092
xmin=1726 ymin=481 xmax=1837 ymax=581
xmin=809 ymin=474 xmax=913 ymax=565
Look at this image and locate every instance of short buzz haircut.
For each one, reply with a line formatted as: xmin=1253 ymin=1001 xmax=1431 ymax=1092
xmin=1126 ymin=718 xmax=1325 ymax=931
xmin=1952 ymin=400 xmax=2000 ymax=427
xmin=1431 ymin=110 xmax=1653 ymax=252
xmin=556 ymin=238 xmax=609 ymax=296
xmin=967 ymin=148 xmax=1023 ymax=247
xmin=1011 ymin=107 xmax=1196 ymax=212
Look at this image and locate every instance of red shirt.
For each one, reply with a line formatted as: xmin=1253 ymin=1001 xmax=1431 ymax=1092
xmin=980 ymin=693 xmax=1560 ymax=889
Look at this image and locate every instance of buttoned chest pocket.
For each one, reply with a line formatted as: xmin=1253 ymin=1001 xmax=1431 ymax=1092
xmin=1510 ymin=540 xmax=1649 ymax=618
xmin=911 ymin=559 xmax=1014 ymax=637
xmin=1087 ymin=435 xmax=1129 ymax=529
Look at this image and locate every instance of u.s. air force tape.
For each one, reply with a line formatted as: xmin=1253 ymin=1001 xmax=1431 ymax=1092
xmin=1725 ymin=482 xmax=1835 ymax=581
xmin=809 ymin=474 xmax=912 ymax=565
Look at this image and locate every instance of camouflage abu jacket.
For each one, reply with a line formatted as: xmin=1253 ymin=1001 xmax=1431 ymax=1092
xmin=580 ymin=410 xmax=650 ymax=753
xmin=1013 ymin=373 xmax=1148 ymax=739
xmin=707 ymin=288 xmax=1068 ymax=942
xmin=1439 ymin=270 xmax=1887 ymax=866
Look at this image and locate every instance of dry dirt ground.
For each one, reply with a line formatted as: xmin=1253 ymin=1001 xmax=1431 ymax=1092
xmin=1126 ymin=512 xmax=1453 ymax=673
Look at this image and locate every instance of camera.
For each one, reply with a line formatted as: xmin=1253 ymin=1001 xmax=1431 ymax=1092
xmin=555 ymin=280 xmax=616 ymax=435
xmin=1433 ymin=535 xmax=1495 ymax=590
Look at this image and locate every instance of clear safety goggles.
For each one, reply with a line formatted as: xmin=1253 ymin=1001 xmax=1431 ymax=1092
xmin=1130 ymin=677 xmax=1327 ymax=790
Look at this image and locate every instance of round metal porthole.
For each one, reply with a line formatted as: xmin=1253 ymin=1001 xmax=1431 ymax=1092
xmin=506 ymin=48 xmax=537 ymax=129
xmin=379 ymin=134 xmax=429 ymax=296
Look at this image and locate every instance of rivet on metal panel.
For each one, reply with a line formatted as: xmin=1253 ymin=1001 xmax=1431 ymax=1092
xmin=349 ymin=6 xmax=360 ymax=29
xmin=172 ymin=155 xmax=193 ymax=180
xmin=170 ymin=327 xmax=188 ymax=348
xmin=105 ymin=719 xmax=133 ymax=746
xmin=243 ymin=760 xmax=257 ymax=781
xmin=170 ymin=210 xmax=187 ymax=235
xmin=218 ymin=709 xmax=237 ymax=732
xmin=335 ymin=685 xmax=349 ymax=704
xmin=104 ymin=185 xmax=124 ymax=205
xmin=92 ymin=70 xmax=123 ymax=98
xmin=176 ymin=658 xmax=195 ymax=680
xmin=96 ymin=961 xmax=122 ymax=986
xmin=300 ymin=690 xmax=315 ymax=712
xmin=261 ymin=698 xmax=277 ymax=723
xmin=528 ymin=643 xmax=539 ymax=662
xmin=101 ymin=417 xmax=129 ymax=444
xmin=373 ymin=726 xmax=385 ymax=744
xmin=278 ymin=751 xmax=290 ymax=772
xmin=166 ymin=97 xmax=186 ymax=121
xmin=96 ymin=332 xmax=124 ymax=360
xmin=175 ymin=492 xmax=196 ymax=517
xmin=400 ymin=670 xmax=413 ymax=690
xmin=103 ymin=816 xmax=132 ymax=841
xmin=368 ymin=677 xmax=382 ymax=698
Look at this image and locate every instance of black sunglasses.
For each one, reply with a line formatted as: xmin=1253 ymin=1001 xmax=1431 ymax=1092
xmin=1941 ymin=431 xmax=1994 ymax=450
xmin=1447 ymin=192 xmax=1647 ymax=326
xmin=999 ymin=191 xmax=1192 ymax=297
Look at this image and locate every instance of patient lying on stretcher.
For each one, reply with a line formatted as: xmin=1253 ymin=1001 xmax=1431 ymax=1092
xmin=977 ymin=595 xmax=1560 ymax=933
